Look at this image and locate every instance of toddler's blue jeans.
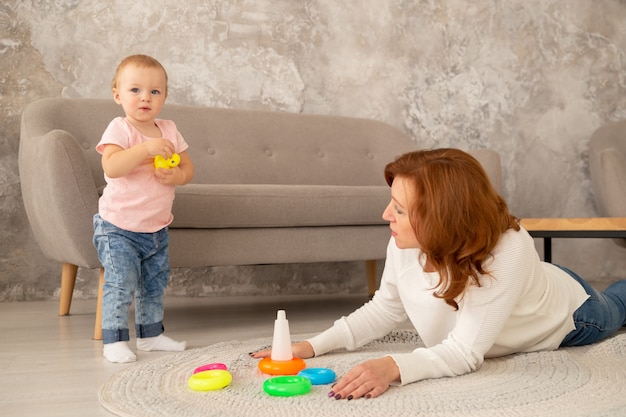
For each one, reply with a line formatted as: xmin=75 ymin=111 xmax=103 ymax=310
xmin=93 ymin=214 xmax=170 ymax=344
xmin=558 ymin=265 xmax=626 ymax=347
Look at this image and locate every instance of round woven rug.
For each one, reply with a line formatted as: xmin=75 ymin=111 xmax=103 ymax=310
xmin=99 ymin=330 xmax=626 ymax=417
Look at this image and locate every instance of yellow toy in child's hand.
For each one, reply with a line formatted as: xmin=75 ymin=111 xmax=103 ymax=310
xmin=154 ymin=153 xmax=180 ymax=169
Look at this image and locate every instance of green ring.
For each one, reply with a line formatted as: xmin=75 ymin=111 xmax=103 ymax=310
xmin=263 ymin=376 xmax=312 ymax=397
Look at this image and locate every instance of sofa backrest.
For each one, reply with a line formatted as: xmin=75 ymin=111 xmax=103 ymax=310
xmin=21 ymin=98 xmax=418 ymax=190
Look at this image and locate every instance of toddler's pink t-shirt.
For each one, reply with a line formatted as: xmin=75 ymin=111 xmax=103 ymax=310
xmin=96 ymin=117 xmax=189 ymax=233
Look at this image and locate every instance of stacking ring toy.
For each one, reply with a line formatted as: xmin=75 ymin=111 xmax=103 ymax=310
xmin=258 ymin=357 xmax=306 ymax=375
xmin=263 ymin=376 xmax=312 ymax=397
xmin=298 ymin=368 xmax=336 ymax=385
xmin=154 ymin=153 xmax=180 ymax=169
xmin=188 ymin=369 xmax=232 ymax=391
xmin=193 ymin=362 xmax=228 ymax=374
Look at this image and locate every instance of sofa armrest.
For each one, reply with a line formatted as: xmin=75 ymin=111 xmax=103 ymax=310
xmin=19 ymin=128 xmax=101 ymax=268
xmin=594 ymin=148 xmax=626 ymax=216
xmin=589 ymin=120 xmax=626 ymax=218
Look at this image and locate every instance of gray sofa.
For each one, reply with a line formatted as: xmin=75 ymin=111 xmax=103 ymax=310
xmin=19 ymin=97 xmax=502 ymax=339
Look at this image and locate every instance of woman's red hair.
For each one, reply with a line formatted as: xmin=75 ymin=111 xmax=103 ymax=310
xmin=384 ymin=148 xmax=519 ymax=310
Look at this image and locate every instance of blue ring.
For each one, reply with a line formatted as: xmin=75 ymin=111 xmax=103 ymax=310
xmin=298 ymin=367 xmax=336 ymax=385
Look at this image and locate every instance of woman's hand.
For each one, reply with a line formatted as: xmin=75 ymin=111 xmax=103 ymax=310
xmin=329 ymin=356 xmax=400 ymax=400
xmin=249 ymin=341 xmax=315 ymax=360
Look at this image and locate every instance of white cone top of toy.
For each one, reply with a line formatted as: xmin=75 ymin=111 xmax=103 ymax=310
xmin=270 ymin=309 xmax=293 ymax=361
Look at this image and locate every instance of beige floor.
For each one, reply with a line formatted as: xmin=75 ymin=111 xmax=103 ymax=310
xmin=0 ymin=294 xmax=371 ymax=417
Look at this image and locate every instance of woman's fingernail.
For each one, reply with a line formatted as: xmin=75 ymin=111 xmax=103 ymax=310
xmin=365 ymin=394 xmax=372 ymax=399
xmin=347 ymin=395 xmax=353 ymax=401
xmin=328 ymin=391 xmax=335 ymax=398
xmin=334 ymin=394 xmax=342 ymax=400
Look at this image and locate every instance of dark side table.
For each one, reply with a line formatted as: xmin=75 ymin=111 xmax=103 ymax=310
xmin=520 ymin=217 xmax=626 ymax=263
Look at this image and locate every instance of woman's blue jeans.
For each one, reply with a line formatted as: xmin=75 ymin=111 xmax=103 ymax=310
xmin=558 ymin=265 xmax=626 ymax=347
xmin=93 ymin=214 xmax=170 ymax=344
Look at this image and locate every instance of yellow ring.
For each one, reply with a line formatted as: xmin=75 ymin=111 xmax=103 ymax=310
xmin=187 ymin=369 xmax=232 ymax=391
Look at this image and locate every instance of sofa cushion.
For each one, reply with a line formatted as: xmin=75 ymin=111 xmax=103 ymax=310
xmin=171 ymin=184 xmax=390 ymax=228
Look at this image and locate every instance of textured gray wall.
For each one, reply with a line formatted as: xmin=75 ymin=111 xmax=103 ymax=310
xmin=2 ymin=1 xmax=626 ymax=302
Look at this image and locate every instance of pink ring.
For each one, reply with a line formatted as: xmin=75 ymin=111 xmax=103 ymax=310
xmin=193 ymin=362 xmax=228 ymax=374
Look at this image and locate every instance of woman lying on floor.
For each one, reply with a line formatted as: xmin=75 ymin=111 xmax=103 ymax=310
xmin=252 ymin=148 xmax=626 ymax=400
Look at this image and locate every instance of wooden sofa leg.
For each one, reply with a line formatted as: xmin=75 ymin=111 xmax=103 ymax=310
xmin=59 ymin=263 xmax=78 ymax=316
xmin=366 ymin=260 xmax=377 ymax=297
xmin=93 ymin=268 xmax=104 ymax=341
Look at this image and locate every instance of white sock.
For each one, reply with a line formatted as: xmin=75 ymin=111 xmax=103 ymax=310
xmin=136 ymin=334 xmax=186 ymax=352
xmin=103 ymin=341 xmax=137 ymax=363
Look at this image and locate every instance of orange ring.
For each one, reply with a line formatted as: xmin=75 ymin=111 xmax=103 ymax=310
xmin=258 ymin=357 xmax=306 ymax=375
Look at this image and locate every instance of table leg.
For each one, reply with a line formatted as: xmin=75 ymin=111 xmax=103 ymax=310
xmin=544 ymin=237 xmax=552 ymax=263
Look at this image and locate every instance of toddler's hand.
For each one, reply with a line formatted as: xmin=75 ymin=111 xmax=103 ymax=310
xmin=144 ymin=138 xmax=175 ymax=159
xmin=154 ymin=165 xmax=182 ymax=185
